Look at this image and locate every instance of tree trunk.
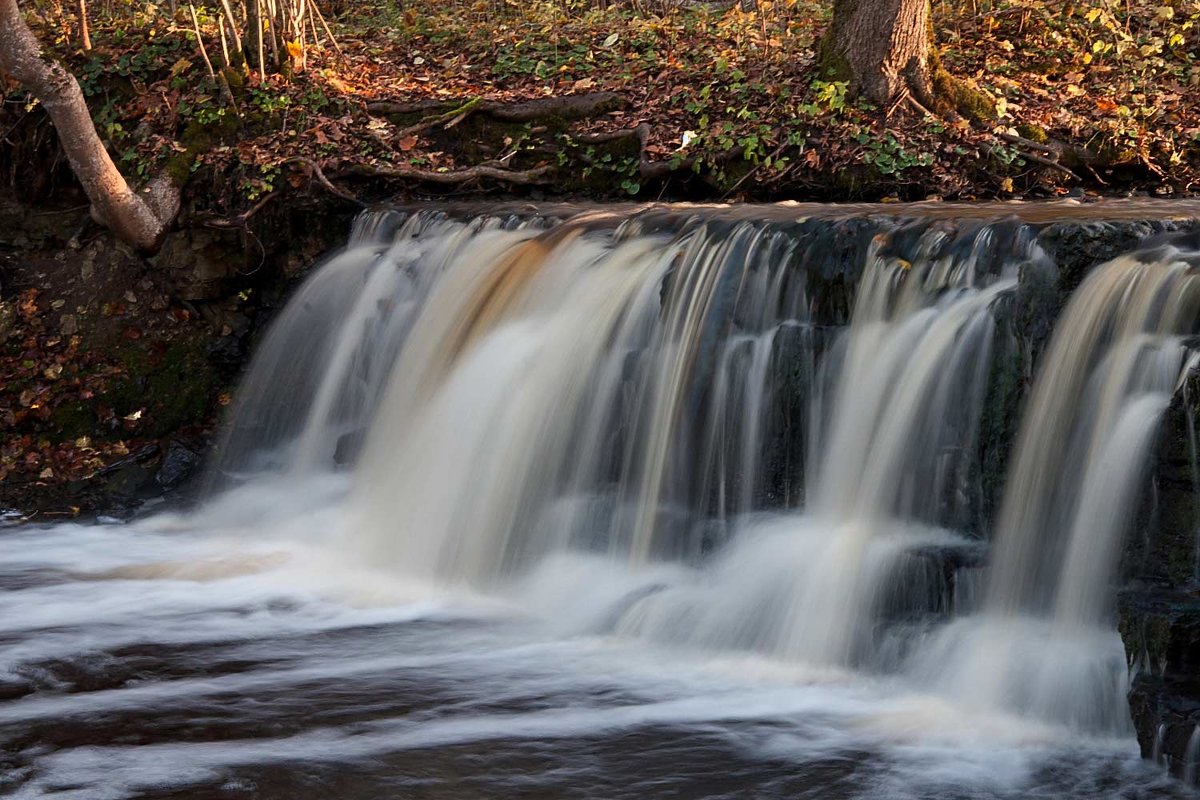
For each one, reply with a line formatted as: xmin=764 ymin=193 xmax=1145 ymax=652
xmin=0 ymin=0 xmax=177 ymax=252
xmin=820 ymin=0 xmax=934 ymax=107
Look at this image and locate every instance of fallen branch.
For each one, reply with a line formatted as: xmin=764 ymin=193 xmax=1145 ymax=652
xmin=367 ymin=92 xmax=628 ymax=124
xmin=981 ymin=140 xmax=1080 ymax=182
xmin=996 ymin=131 xmax=1056 ymax=154
xmin=340 ymin=162 xmax=554 ymax=185
xmin=572 ymin=126 xmax=646 ymax=145
xmin=0 ymin=0 xmax=178 ymax=252
xmin=1018 ymin=149 xmax=1081 ymax=180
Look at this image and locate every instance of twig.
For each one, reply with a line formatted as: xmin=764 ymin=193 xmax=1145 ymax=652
xmin=187 ymin=4 xmax=217 ymax=81
xmin=255 ymin=0 xmax=266 ymax=84
xmin=217 ymin=13 xmax=231 ymax=68
xmin=218 ymin=0 xmax=244 ymax=56
xmin=310 ymin=2 xmax=344 ymax=59
xmin=903 ymin=93 xmax=938 ymax=120
xmin=203 ymin=191 xmax=278 ymax=228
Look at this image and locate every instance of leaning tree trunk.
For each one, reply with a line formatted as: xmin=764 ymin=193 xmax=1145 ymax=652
xmin=0 ymin=0 xmax=177 ymax=252
xmin=820 ymin=0 xmax=935 ymax=108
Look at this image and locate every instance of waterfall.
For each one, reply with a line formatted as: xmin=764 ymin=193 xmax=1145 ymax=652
xmin=912 ymin=247 xmax=1200 ymax=733
xmin=211 ymin=206 xmax=1200 ymax=738
xmin=350 ymin=216 xmax=821 ymax=580
xmin=1184 ymin=724 xmax=1200 ymax=784
xmin=987 ymin=256 xmax=1200 ymax=620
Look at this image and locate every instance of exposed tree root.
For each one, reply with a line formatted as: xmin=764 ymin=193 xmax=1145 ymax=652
xmin=279 ymin=157 xmax=365 ymax=204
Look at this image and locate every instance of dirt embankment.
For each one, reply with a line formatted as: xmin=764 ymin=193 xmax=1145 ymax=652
xmin=0 ymin=192 xmax=354 ymax=519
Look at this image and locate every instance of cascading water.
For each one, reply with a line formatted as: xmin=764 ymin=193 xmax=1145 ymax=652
xmin=608 ymin=228 xmax=1020 ymax=667
xmin=913 ymin=244 xmax=1200 ymax=733
xmin=213 ymin=209 xmax=1200 ymax=701
xmin=11 ymin=205 xmax=1200 ymax=799
xmin=346 ymin=216 xmax=818 ymax=582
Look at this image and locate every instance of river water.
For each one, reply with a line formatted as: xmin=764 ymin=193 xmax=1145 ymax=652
xmin=0 ymin=480 xmax=1189 ymax=799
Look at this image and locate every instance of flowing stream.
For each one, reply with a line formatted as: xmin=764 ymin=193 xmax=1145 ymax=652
xmin=3 ymin=205 xmax=1200 ymax=798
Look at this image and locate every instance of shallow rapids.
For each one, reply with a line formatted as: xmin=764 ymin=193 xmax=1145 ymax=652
xmin=0 ymin=494 xmax=1190 ymax=799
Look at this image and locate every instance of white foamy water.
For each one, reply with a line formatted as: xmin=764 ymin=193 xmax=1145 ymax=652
xmin=0 ymin=510 xmax=1188 ymax=800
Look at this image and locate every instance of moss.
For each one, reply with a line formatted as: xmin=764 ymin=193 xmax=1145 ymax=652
xmin=106 ymin=337 xmax=218 ymax=438
xmin=816 ymin=44 xmax=853 ymax=83
xmin=717 ymin=158 xmax=755 ymax=192
xmin=220 ymin=65 xmax=246 ymax=91
xmin=931 ymin=69 xmax=997 ymax=124
xmin=50 ymin=400 xmax=98 ymax=440
xmin=1016 ymin=123 xmax=1049 ymax=144
xmin=381 ymin=110 xmax=428 ymax=128
xmin=165 ymin=112 xmax=241 ymax=188
xmin=163 ymin=151 xmax=195 ymax=187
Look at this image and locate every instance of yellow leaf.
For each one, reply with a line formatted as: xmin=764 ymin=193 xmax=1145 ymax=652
xmin=285 ymin=40 xmax=303 ymax=59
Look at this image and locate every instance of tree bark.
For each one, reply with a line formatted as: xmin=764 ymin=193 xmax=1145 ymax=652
xmin=0 ymin=0 xmax=177 ymax=252
xmin=820 ymin=0 xmax=935 ymax=107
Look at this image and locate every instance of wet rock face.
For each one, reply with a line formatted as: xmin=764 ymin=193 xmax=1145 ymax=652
xmin=1122 ymin=588 xmax=1200 ymax=777
xmin=157 ymin=440 xmax=200 ymax=490
xmin=1122 ymin=368 xmax=1200 ymax=781
xmin=1117 ymin=225 xmax=1200 ymax=779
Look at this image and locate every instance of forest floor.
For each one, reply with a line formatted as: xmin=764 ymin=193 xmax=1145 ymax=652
xmin=7 ymin=0 xmax=1200 ymax=213
xmin=2 ymin=0 xmax=1200 ymax=514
